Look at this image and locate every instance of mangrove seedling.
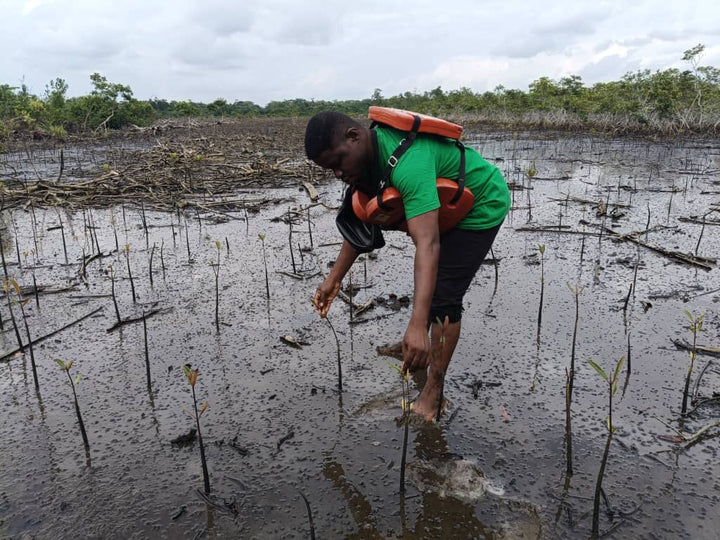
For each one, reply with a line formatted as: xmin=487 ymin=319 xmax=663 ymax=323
xmin=681 ymin=310 xmax=705 ymax=415
xmin=56 ymin=210 xmax=69 ymax=265
xmin=537 ymin=244 xmax=546 ymax=346
xmin=288 ymin=213 xmax=297 ymax=274
xmin=143 ymin=312 xmax=151 ymax=395
xmin=587 ymin=355 xmax=625 ymax=539
xmin=565 ymin=283 xmax=584 ymax=475
xmin=5 ymin=278 xmax=38 ymax=391
xmin=210 ymin=240 xmax=221 ymax=331
xmin=182 ymin=364 xmax=211 ymax=493
xmin=124 ymin=244 xmax=137 ymax=303
xmin=3 ymin=279 xmax=25 ymax=352
xmin=55 ymin=358 xmax=90 ymax=458
xmin=160 ymin=238 xmax=166 ymax=278
xmin=389 ymin=361 xmax=411 ymax=495
xmin=325 ymin=316 xmax=342 ymax=392
xmin=109 ymin=210 xmax=119 ymax=254
xmin=148 ymin=243 xmax=156 ymax=289
xmin=258 ymin=234 xmax=270 ymax=300
xmin=108 ymin=264 xmax=122 ymax=325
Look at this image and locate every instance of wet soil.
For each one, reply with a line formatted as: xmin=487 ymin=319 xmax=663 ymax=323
xmin=1 ymin=119 xmax=719 ymax=539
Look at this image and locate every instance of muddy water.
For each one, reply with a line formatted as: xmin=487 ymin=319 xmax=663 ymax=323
xmin=1 ymin=132 xmax=719 ymax=539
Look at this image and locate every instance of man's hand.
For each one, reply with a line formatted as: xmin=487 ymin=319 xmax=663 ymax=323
xmin=402 ymin=319 xmax=431 ymax=373
xmin=314 ymin=278 xmax=341 ymax=318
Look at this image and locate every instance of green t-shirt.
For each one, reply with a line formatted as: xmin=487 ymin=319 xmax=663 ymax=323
xmin=372 ymin=126 xmax=510 ymax=230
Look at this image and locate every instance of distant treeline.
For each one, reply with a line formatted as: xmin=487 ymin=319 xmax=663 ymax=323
xmin=1 ymin=44 xmax=719 ymax=139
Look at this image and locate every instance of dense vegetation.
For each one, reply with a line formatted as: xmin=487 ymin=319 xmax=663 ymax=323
xmin=1 ymin=44 xmax=719 ymax=139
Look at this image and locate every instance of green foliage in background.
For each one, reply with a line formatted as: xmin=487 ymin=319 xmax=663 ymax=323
xmin=2 ymin=44 xmax=719 ymax=138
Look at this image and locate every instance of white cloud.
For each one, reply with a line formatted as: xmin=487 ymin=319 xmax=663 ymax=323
xmin=1 ymin=0 xmax=719 ymax=105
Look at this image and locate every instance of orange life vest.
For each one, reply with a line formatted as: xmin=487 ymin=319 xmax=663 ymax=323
xmin=351 ymin=107 xmax=475 ymax=233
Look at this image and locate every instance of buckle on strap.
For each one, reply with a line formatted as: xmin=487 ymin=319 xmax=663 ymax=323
xmin=388 ymin=155 xmax=399 ymax=167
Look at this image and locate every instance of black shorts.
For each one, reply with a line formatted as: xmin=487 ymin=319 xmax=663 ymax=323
xmin=429 ymin=223 xmax=502 ymax=324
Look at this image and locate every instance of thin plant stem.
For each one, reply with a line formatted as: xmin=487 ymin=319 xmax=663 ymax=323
xmin=143 ymin=313 xmax=151 ymax=395
xmin=125 ymin=245 xmax=137 ymax=303
xmin=192 ymin=384 xmax=211 ymax=493
xmin=148 ymin=243 xmax=156 ymax=289
xmin=325 ymin=316 xmax=342 ymax=392
xmin=109 ymin=265 xmax=122 ymax=324
xmin=65 ymin=365 xmax=90 ymax=453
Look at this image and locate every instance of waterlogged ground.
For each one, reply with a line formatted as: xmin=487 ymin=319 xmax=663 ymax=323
xmin=1 ymin=124 xmax=720 ymax=539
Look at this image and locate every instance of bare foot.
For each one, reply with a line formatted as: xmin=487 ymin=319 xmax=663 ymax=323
xmin=376 ymin=341 xmax=403 ymax=360
xmin=410 ymin=383 xmax=447 ymax=422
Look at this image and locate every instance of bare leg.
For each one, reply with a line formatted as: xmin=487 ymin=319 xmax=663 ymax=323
xmin=411 ymin=320 xmax=461 ymax=421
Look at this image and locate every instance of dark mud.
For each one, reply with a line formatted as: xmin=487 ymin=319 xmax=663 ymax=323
xmin=1 ymin=120 xmax=719 ymax=539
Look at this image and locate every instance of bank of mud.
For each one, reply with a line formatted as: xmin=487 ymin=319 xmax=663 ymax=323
xmin=0 ymin=118 xmax=719 ymax=538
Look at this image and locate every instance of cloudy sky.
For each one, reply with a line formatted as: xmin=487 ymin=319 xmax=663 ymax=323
xmin=2 ymin=0 xmax=719 ymax=106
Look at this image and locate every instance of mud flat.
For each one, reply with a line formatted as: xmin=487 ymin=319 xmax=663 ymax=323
xmin=0 ymin=119 xmax=719 ymax=538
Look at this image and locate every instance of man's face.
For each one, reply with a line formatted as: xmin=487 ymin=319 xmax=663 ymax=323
xmin=313 ymin=128 xmax=367 ymax=186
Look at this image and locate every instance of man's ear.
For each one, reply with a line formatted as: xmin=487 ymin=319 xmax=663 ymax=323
xmin=344 ymin=126 xmax=361 ymax=142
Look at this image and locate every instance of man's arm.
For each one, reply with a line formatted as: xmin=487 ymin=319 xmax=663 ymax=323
xmin=314 ymin=239 xmax=359 ymax=317
xmin=402 ymin=209 xmax=440 ymax=372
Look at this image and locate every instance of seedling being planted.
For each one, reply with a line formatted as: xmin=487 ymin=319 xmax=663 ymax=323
xmin=182 ymin=364 xmax=211 ymax=493
xmin=587 ymin=355 xmax=625 ymax=539
xmin=681 ymin=310 xmax=705 ymax=415
xmin=55 ymin=358 xmax=91 ymax=462
xmin=389 ymin=362 xmax=411 ymax=495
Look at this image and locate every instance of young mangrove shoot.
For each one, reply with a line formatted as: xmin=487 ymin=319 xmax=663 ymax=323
xmin=258 ymin=234 xmax=270 ymax=300
xmin=210 ymin=240 xmax=221 ymax=331
xmin=325 ymin=315 xmax=342 ymax=392
xmin=390 ymin=361 xmax=411 ymax=495
xmin=565 ymin=283 xmax=583 ymax=475
xmin=587 ymin=355 xmax=625 ymax=539
xmin=681 ymin=310 xmax=705 ymax=415
xmin=124 ymin=244 xmax=137 ymax=303
xmin=5 ymin=279 xmax=39 ymax=391
xmin=537 ymin=244 xmax=546 ymax=346
xmin=56 ymin=358 xmax=91 ymax=459
xmin=182 ymin=364 xmax=211 ymax=493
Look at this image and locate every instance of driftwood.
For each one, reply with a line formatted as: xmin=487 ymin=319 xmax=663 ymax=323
xmin=0 ymin=306 xmax=104 ymax=362
xmin=601 ymin=225 xmax=715 ymax=271
xmin=672 ymin=339 xmax=720 ymax=358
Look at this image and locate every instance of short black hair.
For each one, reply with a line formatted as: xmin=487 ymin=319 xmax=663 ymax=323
xmin=304 ymin=112 xmax=362 ymax=160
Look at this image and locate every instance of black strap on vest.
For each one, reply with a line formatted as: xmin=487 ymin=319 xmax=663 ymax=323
xmin=371 ymin=114 xmax=466 ymax=211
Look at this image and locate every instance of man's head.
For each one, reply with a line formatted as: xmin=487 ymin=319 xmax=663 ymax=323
xmin=304 ymin=111 xmax=371 ymax=185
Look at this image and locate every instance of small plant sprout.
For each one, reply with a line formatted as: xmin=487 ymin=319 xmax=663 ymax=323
xmin=56 ymin=358 xmax=91 ymax=460
xmin=108 ymin=264 xmax=122 ymax=325
xmin=210 ymin=240 xmax=221 ymax=331
xmin=537 ymin=244 xmax=546 ymax=346
xmin=565 ymin=283 xmax=583 ymax=476
xmin=325 ymin=315 xmax=342 ymax=392
xmin=5 ymin=279 xmax=38 ymax=390
xmin=258 ymin=233 xmax=270 ymax=300
xmin=3 ymin=279 xmax=25 ymax=353
xmin=182 ymin=364 xmax=211 ymax=493
xmin=587 ymin=355 xmax=625 ymax=539
xmin=148 ymin=242 xmax=156 ymax=289
xmin=389 ymin=361 xmax=411 ymax=495
xmin=124 ymin=244 xmax=137 ymax=303
xmin=681 ymin=310 xmax=705 ymax=415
